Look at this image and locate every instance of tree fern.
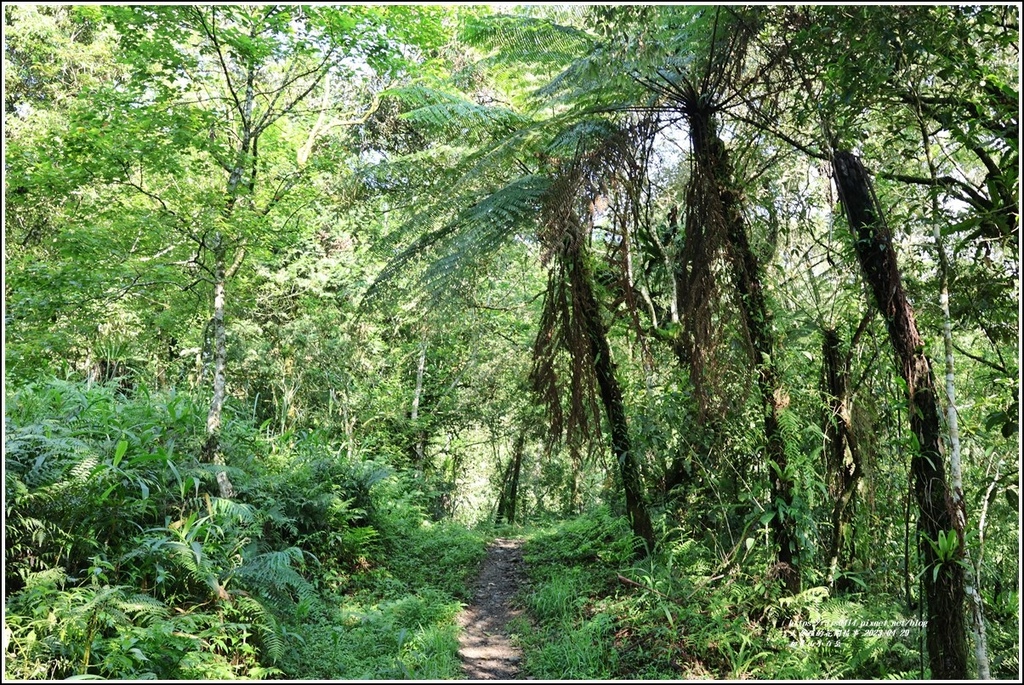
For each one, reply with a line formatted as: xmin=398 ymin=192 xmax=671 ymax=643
xmin=361 ymin=110 xmax=620 ymax=310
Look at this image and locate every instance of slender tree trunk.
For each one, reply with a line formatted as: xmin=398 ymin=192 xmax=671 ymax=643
xmin=410 ymin=338 xmax=428 ymax=473
xmin=201 ymin=63 xmax=253 ymax=500
xmin=821 ymin=327 xmax=863 ymax=587
xmin=497 ymin=432 xmax=526 ymax=525
xmin=569 ymin=244 xmax=656 ymax=553
xmin=689 ymin=108 xmax=800 ymax=593
xmin=916 ymin=107 xmax=992 ymax=678
xmin=940 ymin=259 xmax=991 ymax=678
xmin=832 ymin=149 xmax=967 ymax=680
xmin=203 ymin=233 xmax=234 ymax=499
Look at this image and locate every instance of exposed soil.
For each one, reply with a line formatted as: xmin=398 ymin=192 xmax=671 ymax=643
xmin=457 ymin=537 xmax=527 ymax=680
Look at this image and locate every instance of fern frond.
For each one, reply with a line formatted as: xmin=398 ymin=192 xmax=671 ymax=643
xmin=387 ymin=85 xmax=533 ymax=138
xmin=163 ymin=539 xmax=222 ymax=598
xmin=231 ymin=595 xmax=285 ymax=663
xmin=461 ymin=12 xmax=594 ymax=69
xmin=114 ymin=591 xmax=169 ymax=623
xmin=208 ymin=497 xmax=257 ymax=525
xmin=543 ymin=118 xmax=622 ymax=159
xmin=232 ymin=547 xmax=317 ymax=607
xmin=419 ymin=174 xmax=550 ymax=296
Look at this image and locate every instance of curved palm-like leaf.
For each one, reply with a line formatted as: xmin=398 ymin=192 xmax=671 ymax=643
xmin=386 ymin=85 xmax=533 ymax=138
xmin=461 ymin=12 xmax=595 ymax=71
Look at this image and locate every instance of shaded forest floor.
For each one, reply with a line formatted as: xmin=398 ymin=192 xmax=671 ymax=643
xmin=457 ymin=538 xmax=527 ymax=679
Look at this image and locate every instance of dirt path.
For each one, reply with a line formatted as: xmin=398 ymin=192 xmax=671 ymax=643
xmin=457 ymin=537 xmax=527 ymax=680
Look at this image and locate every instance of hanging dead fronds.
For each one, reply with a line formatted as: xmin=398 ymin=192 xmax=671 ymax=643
xmin=528 ymin=122 xmax=640 ymax=450
xmin=530 ymin=159 xmax=598 ymax=451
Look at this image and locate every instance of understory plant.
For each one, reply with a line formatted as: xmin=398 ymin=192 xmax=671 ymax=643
xmin=514 ymin=507 xmax=926 ymax=680
xmin=4 ymin=379 xmax=483 ymax=680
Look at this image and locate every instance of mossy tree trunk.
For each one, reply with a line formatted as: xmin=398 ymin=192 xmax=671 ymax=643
xmin=832 ymin=149 xmax=967 ymax=680
xmin=821 ymin=325 xmax=865 ymax=588
xmin=568 ymin=237 xmax=656 ymax=554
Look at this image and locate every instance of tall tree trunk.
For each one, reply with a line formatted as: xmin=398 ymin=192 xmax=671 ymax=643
xmin=916 ymin=105 xmax=992 ymax=678
xmin=821 ymin=326 xmax=864 ymax=588
xmin=203 ymin=232 xmax=234 ymax=499
xmin=689 ymin=107 xmax=800 ymax=593
xmin=831 ymin=149 xmax=967 ymax=680
xmin=569 ymin=244 xmax=656 ymax=553
xmin=410 ymin=338 xmax=427 ymax=473
xmin=497 ymin=432 xmax=526 ymax=525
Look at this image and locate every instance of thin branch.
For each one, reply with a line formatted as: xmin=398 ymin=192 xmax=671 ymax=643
xmin=194 ymin=7 xmax=244 ymax=119
xmin=876 ymin=171 xmax=992 ymax=211
xmin=253 ymin=51 xmax=337 ymax=138
xmin=730 ymin=109 xmax=829 ymax=161
xmin=951 ymin=342 xmax=1010 ymax=376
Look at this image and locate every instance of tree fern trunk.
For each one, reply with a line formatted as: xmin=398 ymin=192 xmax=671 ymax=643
xmin=570 ymin=246 xmax=656 ymax=553
xmin=689 ymin=108 xmax=800 ymax=594
xmin=832 ymin=149 xmax=967 ymax=680
xmin=727 ymin=212 xmax=800 ymax=595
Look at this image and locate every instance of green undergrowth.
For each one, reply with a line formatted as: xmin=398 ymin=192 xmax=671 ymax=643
xmin=513 ymin=507 xmax=931 ymax=680
xmin=4 ymin=379 xmax=486 ymax=680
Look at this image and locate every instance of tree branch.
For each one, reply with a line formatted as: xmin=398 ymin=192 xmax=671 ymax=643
xmin=952 ymin=342 xmax=1010 ymax=376
xmin=875 ymin=171 xmax=992 ymax=211
xmin=194 ymin=7 xmax=244 ymax=119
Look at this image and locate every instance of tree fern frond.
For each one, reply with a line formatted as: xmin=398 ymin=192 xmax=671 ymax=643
xmin=532 ymin=49 xmax=610 ymax=104
xmin=543 ymin=118 xmax=623 ymax=159
xmin=461 ymin=12 xmax=595 ymax=69
xmin=362 ymin=111 xmax=569 ymax=309
xmin=362 ymin=215 xmax=466 ymax=307
xmin=386 ymin=85 xmax=533 ymax=138
xmin=404 ymin=101 xmax=531 ymax=137
xmin=404 ymin=174 xmax=551 ymax=304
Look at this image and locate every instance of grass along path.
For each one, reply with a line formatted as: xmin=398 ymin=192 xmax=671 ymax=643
xmin=457 ymin=538 xmax=527 ymax=679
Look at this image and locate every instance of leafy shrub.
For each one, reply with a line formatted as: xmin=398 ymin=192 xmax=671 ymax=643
xmin=4 ymin=381 xmax=315 ymax=678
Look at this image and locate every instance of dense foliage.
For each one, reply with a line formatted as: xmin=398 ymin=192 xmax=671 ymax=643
xmin=4 ymin=4 xmax=1019 ymax=680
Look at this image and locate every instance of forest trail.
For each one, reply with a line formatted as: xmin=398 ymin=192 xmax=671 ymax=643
xmin=457 ymin=538 xmax=527 ymax=680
